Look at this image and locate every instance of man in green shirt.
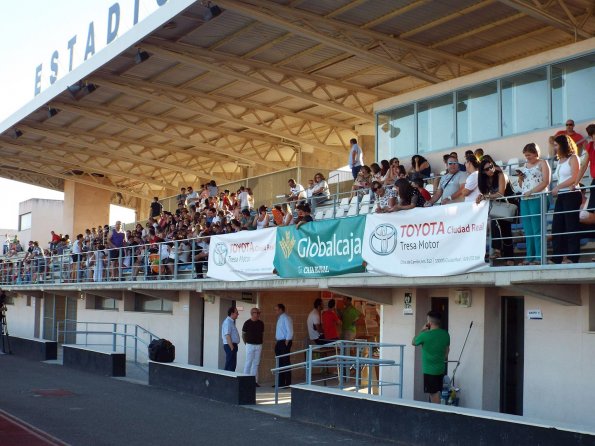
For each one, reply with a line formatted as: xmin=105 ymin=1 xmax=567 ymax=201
xmin=412 ymin=310 xmax=450 ymax=403
xmin=340 ymin=297 xmax=362 ymax=341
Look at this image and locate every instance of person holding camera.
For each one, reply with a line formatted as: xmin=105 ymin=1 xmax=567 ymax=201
xmin=412 ymin=311 xmax=450 ymax=404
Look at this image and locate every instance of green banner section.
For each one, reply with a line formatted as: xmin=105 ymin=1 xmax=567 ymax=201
xmin=274 ymin=215 xmax=366 ymax=278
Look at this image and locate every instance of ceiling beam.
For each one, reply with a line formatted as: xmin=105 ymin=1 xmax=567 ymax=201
xmin=90 ymin=75 xmax=348 ymax=157
xmin=0 ymin=159 xmax=147 ymax=199
xmin=362 ymin=0 xmax=430 ymax=29
xmin=0 ymin=167 xmax=63 ymax=191
xmin=0 ymin=140 xmax=172 ymax=190
xmin=215 ymin=0 xmax=441 ymax=83
xmin=497 ymin=0 xmax=593 ymax=39
xmin=217 ymin=0 xmax=488 ymax=71
xmin=19 ymin=124 xmax=207 ymax=179
xmin=52 ymin=101 xmax=279 ymax=169
xmin=141 ymin=42 xmax=373 ymax=123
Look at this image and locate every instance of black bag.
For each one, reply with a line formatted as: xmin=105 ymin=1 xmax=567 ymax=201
xmin=148 ymin=338 xmax=175 ymax=363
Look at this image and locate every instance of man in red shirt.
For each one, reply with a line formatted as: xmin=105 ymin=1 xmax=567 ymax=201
xmin=577 ymin=123 xmax=595 ymax=219
xmin=321 ymin=299 xmax=341 ymax=342
xmin=554 ymin=119 xmax=585 ymax=155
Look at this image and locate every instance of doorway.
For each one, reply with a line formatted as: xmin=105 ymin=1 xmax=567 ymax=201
xmin=431 ymin=297 xmax=449 ymax=331
xmin=43 ymin=294 xmax=77 ymax=343
xmin=500 ymin=296 xmax=524 ymax=415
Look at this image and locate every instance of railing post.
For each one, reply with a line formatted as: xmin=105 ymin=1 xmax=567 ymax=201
xmin=540 ymin=192 xmax=548 ymax=265
xmin=355 ymin=344 xmax=361 ymax=391
xmin=307 ymin=345 xmax=312 ymax=385
xmin=113 ymin=323 xmax=117 ymax=351
xmin=173 ymin=240 xmax=179 ymax=280
xmin=399 ymin=345 xmax=404 ymax=398
xmin=339 ymin=342 xmax=344 ymax=389
xmin=274 ymin=356 xmax=279 ymax=404
xmin=135 ymin=325 xmax=138 ymax=364
xmin=124 ymin=324 xmax=128 ymax=357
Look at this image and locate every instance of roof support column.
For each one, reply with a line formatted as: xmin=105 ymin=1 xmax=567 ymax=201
xmin=63 ymin=180 xmax=111 ymax=237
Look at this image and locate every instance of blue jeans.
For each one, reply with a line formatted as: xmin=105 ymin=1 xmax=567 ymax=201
xmin=520 ymin=198 xmax=541 ymax=262
xmin=352 ymin=165 xmax=362 ymax=180
xmin=223 ymin=343 xmax=238 ymax=371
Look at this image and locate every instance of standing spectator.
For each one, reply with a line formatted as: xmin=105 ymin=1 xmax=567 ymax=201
xmin=242 ymin=307 xmax=264 ymax=386
xmin=425 ymin=156 xmax=467 ymax=206
xmin=287 ymin=178 xmax=306 ymax=204
xmin=306 ymin=298 xmax=324 ymax=345
xmin=150 ymin=197 xmax=162 ymax=219
xmin=107 ymin=221 xmax=127 ymax=280
xmin=577 ymin=124 xmax=595 ymax=214
xmin=340 ymin=297 xmax=362 ymax=341
xmin=412 ymin=311 xmax=450 ymax=404
xmin=176 ymin=187 xmax=187 ymax=205
xmin=477 ymin=158 xmax=515 ymax=266
xmin=71 ymin=234 xmax=84 ymax=282
xmin=322 ymin=299 xmax=341 ymax=342
xmin=461 ymin=155 xmax=480 ymax=203
xmin=238 ymin=186 xmax=250 ymax=211
xmin=208 ymin=180 xmax=219 ymax=197
xmin=349 ymin=138 xmax=364 ymax=179
xmin=551 ymin=134 xmax=582 ymax=264
xmin=553 ymin=119 xmax=585 ymax=155
xmin=222 ymin=306 xmax=240 ymax=372
xmin=274 ymin=303 xmax=293 ymax=387
xmin=518 ymin=143 xmax=551 ymax=265
xmin=185 ymin=186 xmax=199 ymax=209
xmin=310 ymin=173 xmax=330 ymax=214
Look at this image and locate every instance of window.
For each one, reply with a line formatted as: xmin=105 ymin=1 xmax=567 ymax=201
xmin=417 ymin=94 xmax=454 ymax=153
xmin=377 ymin=105 xmax=415 ymax=161
xmin=95 ymin=297 xmax=117 ymax=310
xmin=19 ymin=213 xmax=31 ymax=231
xmin=501 ymin=68 xmax=548 ymax=136
xmin=551 ymin=53 xmax=595 ymax=126
xmin=134 ymin=296 xmax=173 ymax=313
xmin=457 ymin=81 xmax=498 ymax=145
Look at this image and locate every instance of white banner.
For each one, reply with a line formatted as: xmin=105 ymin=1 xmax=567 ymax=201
xmin=362 ymin=202 xmax=489 ymax=277
xmin=207 ymin=228 xmax=277 ymax=281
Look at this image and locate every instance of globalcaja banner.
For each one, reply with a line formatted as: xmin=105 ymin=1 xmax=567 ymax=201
xmin=207 ymin=228 xmax=277 ymax=281
xmin=274 ymin=216 xmax=366 ymax=278
xmin=362 ymin=202 xmax=489 ymax=277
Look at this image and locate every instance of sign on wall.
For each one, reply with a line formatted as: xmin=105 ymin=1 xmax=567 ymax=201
xmin=207 ymin=227 xmax=277 ymax=281
xmin=274 ymin=216 xmax=366 ymax=278
xmin=362 ymin=202 xmax=489 ymax=277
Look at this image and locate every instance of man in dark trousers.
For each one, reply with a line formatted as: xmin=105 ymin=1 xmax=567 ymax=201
xmin=412 ymin=310 xmax=450 ymax=403
xmin=150 ymin=197 xmax=162 ymax=219
xmin=242 ymin=307 xmax=264 ymax=386
xmin=221 ymin=306 xmax=240 ymax=371
xmin=274 ymin=303 xmax=293 ymax=387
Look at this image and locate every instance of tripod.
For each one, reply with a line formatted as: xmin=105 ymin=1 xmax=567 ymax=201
xmin=1 ymin=305 xmax=11 ymax=354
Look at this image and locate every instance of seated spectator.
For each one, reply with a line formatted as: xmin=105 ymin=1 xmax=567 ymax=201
xmin=287 ymin=179 xmax=306 ymax=204
xmin=450 ymin=152 xmax=466 ymax=172
xmin=253 ymin=205 xmax=270 ymax=230
xmin=240 ymin=209 xmax=254 ymax=230
xmin=372 ymin=181 xmax=396 ymax=214
xmin=425 ymin=156 xmax=467 ymax=206
xmin=281 ymin=203 xmax=294 ymax=226
xmin=474 ymin=148 xmax=484 ymax=161
xmin=370 ymin=163 xmax=382 ymax=182
xmin=383 ymin=158 xmax=400 ymax=186
xmin=379 ymin=159 xmax=390 ymax=178
xmin=351 ymin=165 xmax=373 ymax=196
xmin=310 ymin=173 xmax=330 ymax=214
xmin=271 ymin=205 xmax=284 ymax=226
xmin=409 ymin=155 xmax=431 ymax=180
xmin=461 ymin=155 xmax=480 ymax=203
xmin=412 ymin=178 xmax=431 ymax=202
xmin=296 ymin=204 xmax=313 ymax=229
xmin=393 ymin=178 xmax=426 ymax=210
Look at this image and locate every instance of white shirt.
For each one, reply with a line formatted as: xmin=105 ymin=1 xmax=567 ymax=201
xmin=306 ymin=308 xmax=321 ymax=340
xmin=185 ymin=191 xmax=198 ymax=207
xmin=464 ymin=171 xmax=480 ymax=202
xmin=238 ymin=191 xmax=250 ymax=209
xmin=221 ymin=316 xmax=240 ymax=345
xmin=349 ymin=143 xmax=363 ymax=168
xmin=290 ymin=183 xmax=306 ymax=200
xmin=275 ymin=312 xmax=293 ymax=341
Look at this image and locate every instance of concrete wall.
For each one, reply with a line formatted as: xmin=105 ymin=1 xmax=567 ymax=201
xmin=523 ymin=285 xmax=594 ymax=428
xmin=18 ymin=199 xmax=63 ymax=247
xmin=4 ymin=294 xmax=36 ymax=338
xmin=63 ymin=180 xmax=111 ymax=237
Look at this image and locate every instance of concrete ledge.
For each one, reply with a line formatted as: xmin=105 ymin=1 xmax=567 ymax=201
xmin=3 ymin=336 xmax=57 ymax=361
xmin=62 ymin=345 xmax=126 ymax=377
xmin=149 ymin=361 xmax=255 ymax=405
xmin=291 ymin=385 xmax=595 ymax=445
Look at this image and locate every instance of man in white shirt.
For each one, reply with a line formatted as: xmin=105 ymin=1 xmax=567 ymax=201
xmin=274 ymin=303 xmax=293 ymax=387
xmin=185 ymin=186 xmax=199 ymax=209
xmin=349 ymin=138 xmax=364 ymax=180
xmin=307 ymin=298 xmax=324 ymax=344
xmin=287 ymin=179 xmax=306 ymax=204
xmin=238 ymin=186 xmax=250 ymax=211
xmin=425 ymin=157 xmax=468 ymax=206
xmin=221 ymin=306 xmax=240 ymax=371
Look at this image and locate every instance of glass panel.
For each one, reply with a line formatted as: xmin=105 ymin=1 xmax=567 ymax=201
xmin=551 ymin=53 xmax=595 ymax=126
xmin=135 ymin=296 xmax=172 ymax=313
xmin=457 ymin=82 xmax=498 ymax=145
xmin=19 ymin=213 xmax=31 ymax=231
xmin=501 ymin=68 xmax=548 ymax=136
xmin=377 ymin=104 xmax=415 ymax=161
xmin=417 ymin=94 xmax=454 ymax=153
xmin=95 ymin=297 xmax=117 ymax=310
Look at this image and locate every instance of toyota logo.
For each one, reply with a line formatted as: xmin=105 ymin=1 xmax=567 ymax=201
xmin=369 ymin=223 xmax=397 ymax=255
xmin=213 ymin=242 xmax=228 ymax=266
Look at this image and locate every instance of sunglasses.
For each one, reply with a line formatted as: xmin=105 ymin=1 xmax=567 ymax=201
xmin=484 ymin=164 xmax=495 ymax=172
xmin=251 ymin=311 xmax=261 ymax=314
xmin=566 ymin=123 xmax=574 ymax=126
xmin=447 ymin=162 xmax=458 ymax=165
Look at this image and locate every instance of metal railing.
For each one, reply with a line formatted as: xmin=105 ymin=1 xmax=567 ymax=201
xmin=270 ymin=340 xmax=405 ymax=404
xmin=57 ymin=320 xmax=160 ymax=368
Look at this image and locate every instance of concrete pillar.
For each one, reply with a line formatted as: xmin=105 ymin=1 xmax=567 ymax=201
xmin=63 ymin=180 xmax=111 ymax=237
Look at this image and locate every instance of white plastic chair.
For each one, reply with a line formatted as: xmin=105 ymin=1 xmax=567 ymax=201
xmin=314 ymin=210 xmax=324 ymax=220
xmin=324 ymin=208 xmax=335 ymax=219
xmin=360 ymin=193 xmax=371 ymax=204
xmin=359 ymin=204 xmax=370 ymax=215
xmin=346 ymin=204 xmax=358 ymax=217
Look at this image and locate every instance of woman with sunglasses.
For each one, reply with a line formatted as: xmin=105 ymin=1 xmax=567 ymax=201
xmin=517 ymin=143 xmax=550 ymax=265
xmin=310 ymin=173 xmax=330 ymax=214
xmin=551 ymin=134 xmax=581 ymax=264
xmin=477 ymin=158 xmax=515 ymax=266
xmin=382 ymin=158 xmax=400 ymax=186
xmin=253 ymin=205 xmax=270 ymax=230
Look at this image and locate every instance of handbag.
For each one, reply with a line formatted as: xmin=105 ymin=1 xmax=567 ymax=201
xmin=489 ymin=200 xmax=518 ymax=219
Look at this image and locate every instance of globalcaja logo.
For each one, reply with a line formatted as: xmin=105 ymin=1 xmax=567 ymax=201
xmin=213 ymin=242 xmax=228 ymax=266
xmin=369 ymin=223 xmax=397 ymax=255
xmin=279 ymin=231 xmax=296 ymax=259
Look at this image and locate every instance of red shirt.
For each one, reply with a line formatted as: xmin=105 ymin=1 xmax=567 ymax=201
xmin=555 ymin=130 xmax=585 ymax=148
xmin=419 ymin=188 xmax=431 ymax=201
xmin=322 ymin=310 xmax=340 ymax=340
xmin=587 ymin=141 xmax=595 ymax=179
